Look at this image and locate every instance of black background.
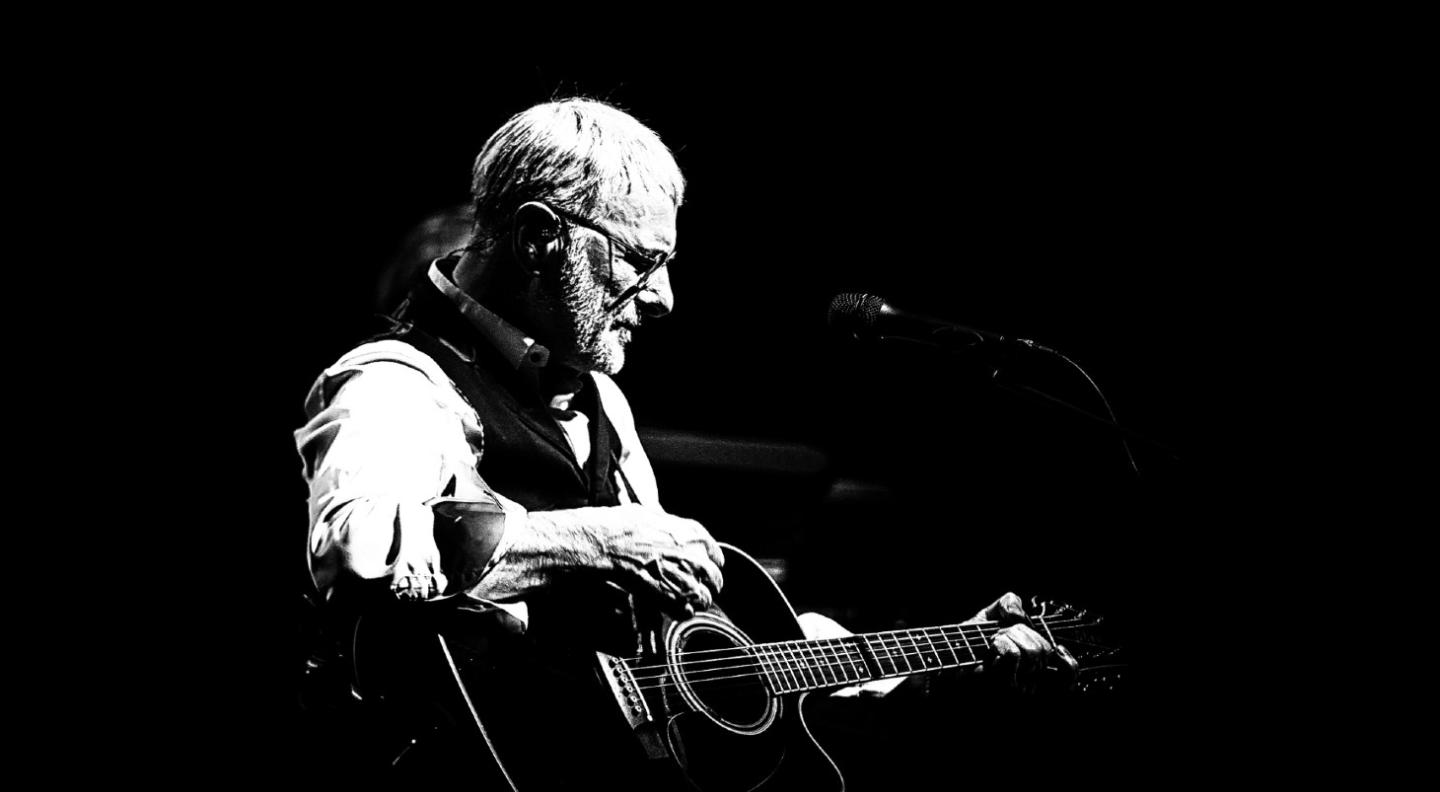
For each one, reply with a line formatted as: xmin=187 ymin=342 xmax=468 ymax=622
xmin=138 ymin=48 xmax=1315 ymax=783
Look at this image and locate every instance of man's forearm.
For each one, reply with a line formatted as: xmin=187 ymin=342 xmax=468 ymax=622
xmin=465 ymin=507 xmax=612 ymax=600
xmin=464 ymin=504 xmax=723 ymax=620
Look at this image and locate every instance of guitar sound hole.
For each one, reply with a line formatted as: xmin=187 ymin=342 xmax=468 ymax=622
xmin=676 ymin=626 xmax=774 ymax=732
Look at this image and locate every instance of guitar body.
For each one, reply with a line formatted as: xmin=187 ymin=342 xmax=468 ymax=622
xmin=353 ymin=544 xmax=844 ymax=791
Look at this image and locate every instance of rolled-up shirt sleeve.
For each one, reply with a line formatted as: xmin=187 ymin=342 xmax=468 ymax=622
xmin=294 ymin=342 xmax=526 ymax=604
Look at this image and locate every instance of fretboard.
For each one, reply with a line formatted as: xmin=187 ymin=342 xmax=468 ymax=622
xmin=747 ymin=621 xmax=1009 ymax=695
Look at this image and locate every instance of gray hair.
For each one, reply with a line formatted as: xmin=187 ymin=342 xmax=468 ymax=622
xmin=469 ymin=99 xmax=685 ymax=251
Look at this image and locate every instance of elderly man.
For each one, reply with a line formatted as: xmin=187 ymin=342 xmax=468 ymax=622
xmin=295 ymin=99 xmax=1067 ymax=782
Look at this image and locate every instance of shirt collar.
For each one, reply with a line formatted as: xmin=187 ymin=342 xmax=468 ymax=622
xmin=427 ymin=258 xmax=551 ymax=371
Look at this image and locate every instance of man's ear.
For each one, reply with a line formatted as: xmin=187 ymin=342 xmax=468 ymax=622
xmin=512 ymin=201 xmax=564 ymax=277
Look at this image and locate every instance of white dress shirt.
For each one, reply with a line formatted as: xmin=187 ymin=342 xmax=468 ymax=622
xmin=294 ymin=261 xmax=660 ymax=618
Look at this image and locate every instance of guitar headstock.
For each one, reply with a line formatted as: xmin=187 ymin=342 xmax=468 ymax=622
xmin=1026 ymin=596 xmax=1103 ymax=624
xmin=1027 ymin=596 xmax=1124 ymax=693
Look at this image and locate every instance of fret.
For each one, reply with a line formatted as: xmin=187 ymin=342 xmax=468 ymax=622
xmin=934 ymin=626 xmax=964 ymax=667
xmin=899 ymin=631 xmax=922 ymax=673
xmin=754 ymin=644 xmax=787 ymax=693
xmin=804 ymin=640 xmax=837 ymax=688
xmin=869 ymin=634 xmax=894 ymax=676
xmin=834 ymin=641 xmax=854 ymax=684
xmin=885 ymin=631 xmax=915 ymax=675
xmin=829 ymin=642 xmax=858 ymax=685
xmin=899 ymin=629 xmax=921 ymax=670
xmin=812 ymin=640 xmax=842 ymax=686
xmin=830 ymin=640 xmax=856 ymax=684
xmin=770 ymin=642 xmax=796 ymax=691
xmin=804 ymin=640 xmax=829 ymax=689
xmin=955 ymin=624 xmax=979 ymax=663
xmin=835 ymin=639 xmax=865 ymax=683
xmin=757 ymin=620 xmax=1021 ymax=697
xmin=768 ymin=642 xmax=800 ymax=692
xmin=863 ymin=634 xmax=896 ymax=677
xmin=784 ymin=641 xmax=818 ymax=690
xmin=881 ymin=631 xmax=904 ymax=674
xmin=790 ymin=641 xmax=817 ymax=690
xmin=916 ymin=628 xmax=944 ymax=670
xmin=841 ymin=638 xmax=869 ymax=681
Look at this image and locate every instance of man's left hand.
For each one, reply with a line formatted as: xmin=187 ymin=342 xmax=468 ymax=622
xmin=966 ymin=592 xmax=1078 ymax=693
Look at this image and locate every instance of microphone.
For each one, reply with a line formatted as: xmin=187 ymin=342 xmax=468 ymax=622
xmin=827 ymin=293 xmax=1041 ymax=353
xmin=827 ymin=293 xmax=1158 ymax=472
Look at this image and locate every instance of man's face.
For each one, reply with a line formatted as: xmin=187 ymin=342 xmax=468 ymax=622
xmin=548 ymin=196 xmax=677 ymax=375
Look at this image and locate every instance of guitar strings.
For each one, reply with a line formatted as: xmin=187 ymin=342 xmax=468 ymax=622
xmin=630 ymin=623 xmax=1106 ymax=693
xmin=634 ymin=652 xmax=1122 ymax=697
xmin=625 ymin=622 xmax=1099 ymax=693
xmin=620 ymin=615 xmax=1078 ymax=663
xmin=623 ymin=616 xmax=1091 ymax=674
xmin=630 ymin=632 xmax=1054 ymax=688
xmin=624 ymin=617 xmax=1094 ymax=680
xmin=622 ymin=622 xmax=1088 ymax=671
xmin=635 ymin=658 xmax=969 ymax=693
xmin=627 ymin=641 xmax=1097 ymax=692
xmin=631 ymin=653 xmax=991 ymax=693
xmin=625 ymin=621 xmax=1095 ymax=684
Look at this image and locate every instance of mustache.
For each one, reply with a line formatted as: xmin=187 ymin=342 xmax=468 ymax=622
xmin=608 ymin=301 xmax=642 ymax=328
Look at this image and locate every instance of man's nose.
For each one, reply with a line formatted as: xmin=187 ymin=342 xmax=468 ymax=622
xmin=635 ymin=267 xmax=674 ymax=319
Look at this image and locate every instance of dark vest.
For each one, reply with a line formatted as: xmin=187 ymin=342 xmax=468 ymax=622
xmin=376 ymin=268 xmax=628 ymax=512
xmin=299 ymin=272 xmax=643 ymax=745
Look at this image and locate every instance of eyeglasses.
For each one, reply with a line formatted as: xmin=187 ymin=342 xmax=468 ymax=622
xmin=547 ymin=205 xmax=674 ymax=313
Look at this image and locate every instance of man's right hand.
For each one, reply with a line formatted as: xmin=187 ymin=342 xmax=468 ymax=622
xmin=585 ymin=505 xmax=725 ymax=619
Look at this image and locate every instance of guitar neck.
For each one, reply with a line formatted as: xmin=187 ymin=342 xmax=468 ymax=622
xmin=749 ymin=618 xmax=1063 ymax=695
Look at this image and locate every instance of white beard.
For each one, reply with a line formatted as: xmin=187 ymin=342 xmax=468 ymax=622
xmin=551 ymin=245 xmax=637 ymax=375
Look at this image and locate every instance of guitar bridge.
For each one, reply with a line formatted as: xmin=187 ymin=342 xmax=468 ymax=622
xmin=597 ymin=653 xmax=666 ymax=759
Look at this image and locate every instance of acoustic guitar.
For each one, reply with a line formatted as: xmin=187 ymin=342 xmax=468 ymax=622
xmin=352 ymin=543 xmax=1118 ymax=790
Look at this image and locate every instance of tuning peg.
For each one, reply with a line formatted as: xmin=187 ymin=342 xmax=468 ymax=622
xmin=1028 ymin=595 xmax=1048 ymax=617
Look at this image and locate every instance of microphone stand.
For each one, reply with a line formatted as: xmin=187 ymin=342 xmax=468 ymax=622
xmin=989 ymin=374 xmax=1180 ymax=464
xmin=869 ymin=333 xmax=1182 ymax=471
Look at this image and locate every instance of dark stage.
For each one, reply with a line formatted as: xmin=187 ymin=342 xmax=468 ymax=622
xmin=152 ymin=57 xmax=1263 ymax=785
